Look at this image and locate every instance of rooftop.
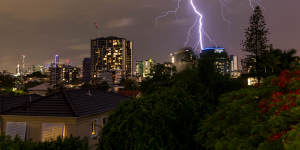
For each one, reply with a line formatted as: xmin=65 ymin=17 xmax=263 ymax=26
xmin=1 ymin=89 xmax=129 ymax=117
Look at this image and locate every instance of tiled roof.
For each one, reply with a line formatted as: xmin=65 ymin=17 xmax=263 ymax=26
xmin=1 ymin=89 xmax=129 ymax=117
xmin=0 ymin=94 xmax=42 ymax=112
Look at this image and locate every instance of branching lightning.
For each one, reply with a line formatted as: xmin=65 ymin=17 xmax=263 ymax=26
xmin=156 ymin=0 xmax=264 ymax=54
xmin=155 ymin=0 xmax=182 ymax=24
xmin=218 ymin=0 xmax=232 ymax=25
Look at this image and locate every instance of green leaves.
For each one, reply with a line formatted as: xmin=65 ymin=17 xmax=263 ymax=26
xmin=98 ymin=87 xmax=198 ymax=150
xmin=199 ymin=70 xmax=300 ymax=150
xmin=0 ymin=135 xmax=88 ymax=150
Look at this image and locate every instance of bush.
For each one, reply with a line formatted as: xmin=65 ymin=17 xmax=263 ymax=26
xmin=198 ymin=70 xmax=300 ymax=150
xmin=0 ymin=135 xmax=88 ymax=150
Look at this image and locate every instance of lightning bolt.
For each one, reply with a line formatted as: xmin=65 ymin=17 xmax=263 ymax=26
xmin=189 ymin=0 xmax=204 ymax=53
xmin=218 ymin=0 xmax=232 ymax=25
xmin=156 ymin=0 xmax=264 ymax=54
xmin=155 ymin=0 xmax=182 ymax=24
xmin=184 ymin=18 xmax=198 ymax=47
xmin=155 ymin=0 xmax=207 ymax=54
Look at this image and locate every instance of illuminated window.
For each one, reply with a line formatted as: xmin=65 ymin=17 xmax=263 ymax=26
xmin=91 ymin=119 xmax=98 ymax=136
xmin=41 ymin=123 xmax=65 ymax=141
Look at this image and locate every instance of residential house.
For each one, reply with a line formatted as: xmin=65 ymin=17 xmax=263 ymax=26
xmin=0 ymin=89 xmax=128 ymax=149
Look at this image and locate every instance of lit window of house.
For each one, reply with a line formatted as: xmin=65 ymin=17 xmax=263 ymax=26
xmin=91 ymin=119 xmax=98 ymax=136
xmin=41 ymin=123 xmax=65 ymax=141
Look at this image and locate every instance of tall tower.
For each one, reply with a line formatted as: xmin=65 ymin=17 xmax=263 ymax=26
xmin=21 ymin=55 xmax=26 ymax=75
xmin=55 ymin=54 xmax=59 ymax=66
xmin=90 ymin=36 xmax=133 ymax=80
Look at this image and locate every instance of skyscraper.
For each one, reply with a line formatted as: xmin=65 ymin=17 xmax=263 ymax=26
xmin=90 ymin=36 xmax=133 ymax=81
xmin=170 ymin=48 xmax=196 ymax=72
xmin=55 ymin=54 xmax=59 ymax=66
xmin=82 ymin=58 xmax=91 ymax=83
xmin=201 ymin=47 xmax=231 ymax=75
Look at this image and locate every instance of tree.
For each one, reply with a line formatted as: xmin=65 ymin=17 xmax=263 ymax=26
xmin=265 ymin=47 xmax=299 ymax=76
xmin=27 ymin=71 xmax=47 ymax=78
xmin=139 ymin=63 xmax=175 ymax=95
xmin=120 ymin=78 xmax=138 ymax=90
xmin=98 ymin=55 xmax=246 ymax=150
xmin=98 ymin=87 xmax=200 ymax=150
xmin=198 ymin=69 xmax=300 ymax=150
xmin=96 ymin=81 xmax=110 ymax=91
xmin=242 ymin=6 xmax=269 ymax=83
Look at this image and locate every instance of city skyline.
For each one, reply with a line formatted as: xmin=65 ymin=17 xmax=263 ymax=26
xmin=0 ymin=0 xmax=299 ymax=72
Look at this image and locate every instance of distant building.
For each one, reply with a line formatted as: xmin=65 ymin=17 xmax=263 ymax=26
xmin=136 ymin=61 xmax=143 ymax=77
xmin=82 ymin=58 xmax=91 ymax=83
xmin=201 ymin=47 xmax=231 ymax=75
xmin=1 ymin=70 xmax=11 ymax=76
xmin=55 ymin=54 xmax=59 ymax=66
xmin=230 ymin=55 xmax=241 ymax=78
xmin=91 ymin=36 xmax=133 ymax=83
xmin=136 ymin=58 xmax=155 ymax=78
xmin=170 ymin=47 xmax=196 ymax=72
xmin=28 ymin=83 xmax=52 ymax=96
xmin=32 ymin=65 xmax=46 ymax=73
xmin=49 ymin=65 xmax=62 ymax=85
xmin=49 ymin=64 xmax=80 ymax=85
xmin=61 ymin=65 xmax=80 ymax=84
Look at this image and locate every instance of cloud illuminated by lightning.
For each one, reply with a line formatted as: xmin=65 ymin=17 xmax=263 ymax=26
xmin=156 ymin=0 xmax=264 ymax=54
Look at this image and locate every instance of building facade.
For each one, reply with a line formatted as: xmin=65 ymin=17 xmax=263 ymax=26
xmin=49 ymin=64 xmax=80 ymax=85
xmin=82 ymin=58 xmax=91 ymax=83
xmin=91 ymin=36 xmax=133 ymax=82
xmin=230 ymin=55 xmax=241 ymax=78
xmin=135 ymin=58 xmax=155 ymax=78
xmin=170 ymin=48 xmax=196 ymax=72
xmin=201 ymin=47 xmax=231 ymax=75
xmin=0 ymin=90 xmax=128 ymax=149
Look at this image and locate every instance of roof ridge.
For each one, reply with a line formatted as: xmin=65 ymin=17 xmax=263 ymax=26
xmin=62 ymin=91 xmax=79 ymax=117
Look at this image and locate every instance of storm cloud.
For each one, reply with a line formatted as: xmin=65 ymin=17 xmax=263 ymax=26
xmin=0 ymin=0 xmax=299 ymax=72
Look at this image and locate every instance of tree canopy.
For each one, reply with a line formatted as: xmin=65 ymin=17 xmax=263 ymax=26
xmin=242 ymin=6 xmax=269 ymax=82
xmin=97 ymin=55 xmax=245 ymax=150
xmin=198 ymin=70 xmax=300 ymax=150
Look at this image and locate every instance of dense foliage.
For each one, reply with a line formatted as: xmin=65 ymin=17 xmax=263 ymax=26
xmin=0 ymin=135 xmax=88 ymax=150
xmin=198 ymin=70 xmax=300 ymax=150
xmin=97 ymin=54 xmax=245 ymax=150
xmin=98 ymin=87 xmax=198 ymax=150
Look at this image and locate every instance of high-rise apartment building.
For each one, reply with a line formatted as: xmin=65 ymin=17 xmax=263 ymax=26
xmin=49 ymin=64 xmax=80 ymax=85
xmin=201 ymin=47 xmax=231 ymax=75
xmin=82 ymin=58 xmax=91 ymax=83
xmin=91 ymin=36 xmax=133 ymax=81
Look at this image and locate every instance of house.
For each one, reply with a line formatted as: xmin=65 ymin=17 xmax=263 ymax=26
xmin=0 ymin=89 xmax=128 ymax=149
xmin=27 ymin=82 xmax=52 ymax=96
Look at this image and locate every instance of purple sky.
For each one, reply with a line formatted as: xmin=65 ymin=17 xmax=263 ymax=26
xmin=0 ymin=0 xmax=299 ymax=72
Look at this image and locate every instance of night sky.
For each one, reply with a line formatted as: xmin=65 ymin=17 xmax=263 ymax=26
xmin=0 ymin=0 xmax=299 ymax=72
